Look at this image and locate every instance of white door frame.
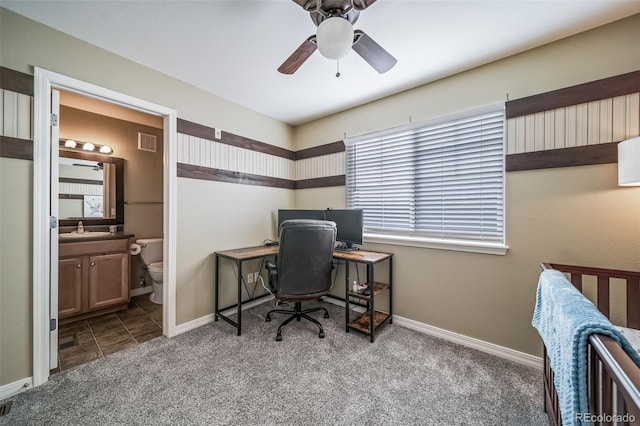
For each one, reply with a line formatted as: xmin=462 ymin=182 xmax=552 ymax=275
xmin=33 ymin=67 xmax=178 ymax=387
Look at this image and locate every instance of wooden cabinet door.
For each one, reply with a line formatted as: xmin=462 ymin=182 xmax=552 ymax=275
xmin=59 ymin=257 xmax=84 ymax=318
xmin=88 ymin=253 xmax=129 ymax=311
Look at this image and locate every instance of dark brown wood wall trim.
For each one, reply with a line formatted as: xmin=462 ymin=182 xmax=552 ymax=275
xmin=176 ymin=163 xmax=346 ymax=189
xmin=0 ymin=67 xmax=34 ymax=96
xmin=505 ymin=70 xmax=640 ymax=119
xmin=177 ymin=119 xmax=295 ymax=160
xmin=295 ymin=175 xmax=346 ymax=189
xmin=295 ymin=141 xmax=345 ymax=160
xmin=0 ymin=136 xmax=34 ymax=160
xmin=505 ymin=142 xmax=619 ymax=172
xmin=59 ymin=177 xmax=103 ymax=185
xmin=177 ymin=163 xmax=296 ymax=189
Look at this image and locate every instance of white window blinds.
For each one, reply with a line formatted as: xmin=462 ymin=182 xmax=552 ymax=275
xmin=346 ymin=104 xmax=505 ymax=244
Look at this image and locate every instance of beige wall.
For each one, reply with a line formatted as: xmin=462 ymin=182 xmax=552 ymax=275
xmin=0 ymin=158 xmax=33 ymax=386
xmin=59 ymin=106 xmax=164 ymax=291
xmin=294 ymin=14 xmax=640 ymax=355
xmin=0 ymin=8 xmax=294 ymax=386
xmin=176 ymin=179 xmax=294 ymax=324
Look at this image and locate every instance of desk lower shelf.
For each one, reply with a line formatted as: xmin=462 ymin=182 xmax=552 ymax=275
xmin=348 ymin=310 xmax=391 ymax=335
xmin=347 ymin=281 xmax=389 ymax=301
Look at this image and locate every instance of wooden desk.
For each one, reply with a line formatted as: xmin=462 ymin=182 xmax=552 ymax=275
xmin=214 ymin=245 xmax=278 ymax=335
xmin=214 ymin=245 xmax=393 ymax=338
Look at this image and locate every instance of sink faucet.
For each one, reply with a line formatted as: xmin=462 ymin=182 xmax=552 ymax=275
xmin=77 ymin=221 xmax=85 ymax=234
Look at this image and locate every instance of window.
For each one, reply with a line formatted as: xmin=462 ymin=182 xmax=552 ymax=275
xmin=345 ymin=104 xmax=507 ymax=255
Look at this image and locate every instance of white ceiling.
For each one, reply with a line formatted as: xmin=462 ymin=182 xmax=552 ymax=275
xmin=3 ymin=1 xmax=639 ymax=126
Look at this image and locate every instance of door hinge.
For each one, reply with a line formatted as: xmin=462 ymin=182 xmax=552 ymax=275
xmin=50 ymin=318 xmax=56 ymax=331
xmin=50 ymin=113 xmax=58 ymax=127
xmin=49 ymin=216 xmax=58 ymax=229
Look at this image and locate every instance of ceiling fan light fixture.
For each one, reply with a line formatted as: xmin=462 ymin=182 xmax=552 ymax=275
xmin=316 ymin=17 xmax=354 ymax=60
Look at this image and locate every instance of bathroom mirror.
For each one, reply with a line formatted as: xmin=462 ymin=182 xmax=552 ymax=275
xmin=59 ymin=150 xmax=124 ymax=226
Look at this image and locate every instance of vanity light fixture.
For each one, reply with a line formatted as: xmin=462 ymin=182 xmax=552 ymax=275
xmin=59 ymin=139 xmax=113 ymax=155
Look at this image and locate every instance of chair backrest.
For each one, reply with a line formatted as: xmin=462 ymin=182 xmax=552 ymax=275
xmin=275 ymin=219 xmax=337 ymax=300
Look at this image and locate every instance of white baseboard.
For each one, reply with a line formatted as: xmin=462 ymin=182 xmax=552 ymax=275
xmin=0 ymin=377 xmax=33 ymax=400
xmin=324 ymin=296 xmax=541 ymax=369
xmin=393 ymin=315 xmax=542 ymax=369
xmin=130 ymin=286 xmax=153 ymax=297
xmin=173 ymin=296 xmax=274 ymax=335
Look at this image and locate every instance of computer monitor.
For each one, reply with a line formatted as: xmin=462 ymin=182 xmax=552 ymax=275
xmin=324 ymin=209 xmax=364 ymax=250
xmin=277 ymin=209 xmax=325 ymax=232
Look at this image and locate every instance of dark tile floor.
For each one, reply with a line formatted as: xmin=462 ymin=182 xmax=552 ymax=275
xmin=54 ymin=294 xmax=163 ymax=373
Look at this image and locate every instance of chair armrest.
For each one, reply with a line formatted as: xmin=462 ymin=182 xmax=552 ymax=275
xmin=265 ymin=260 xmax=277 ymax=274
xmin=265 ymin=260 xmax=277 ymax=292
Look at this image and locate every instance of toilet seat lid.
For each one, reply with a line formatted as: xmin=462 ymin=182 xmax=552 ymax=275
xmin=148 ymin=261 xmax=163 ymax=272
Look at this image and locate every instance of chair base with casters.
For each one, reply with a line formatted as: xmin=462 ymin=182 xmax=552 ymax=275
xmin=265 ymin=301 xmax=330 ymax=341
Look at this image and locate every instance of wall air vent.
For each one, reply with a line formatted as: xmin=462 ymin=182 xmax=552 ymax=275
xmin=138 ymin=132 xmax=157 ymax=153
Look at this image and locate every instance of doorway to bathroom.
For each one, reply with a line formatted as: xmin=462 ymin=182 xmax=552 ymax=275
xmin=33 ymin=68 xmax=178 ymax=387
xmin=54 ymin=89 xmax=166 ymax=372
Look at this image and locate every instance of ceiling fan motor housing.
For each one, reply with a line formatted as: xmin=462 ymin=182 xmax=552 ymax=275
xmin=309 ymin=0 xmax=360 ymax=26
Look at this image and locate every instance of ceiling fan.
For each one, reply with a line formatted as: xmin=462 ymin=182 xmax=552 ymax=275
xmin=278 ymin=0 xmax=397 ymax=76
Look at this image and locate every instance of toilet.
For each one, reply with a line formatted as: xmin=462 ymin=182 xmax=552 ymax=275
xmin=136 ymin=238 xmax=163 ymax=304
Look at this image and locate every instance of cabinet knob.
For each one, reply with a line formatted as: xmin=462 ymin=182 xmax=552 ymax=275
xmin=76 ymin=264 xmax=81 ymax=268
xmin=90 ymin=262 xmax=95 ymax=266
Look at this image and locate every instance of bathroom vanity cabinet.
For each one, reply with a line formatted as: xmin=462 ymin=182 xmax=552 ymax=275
xmin=59 ymin=237 xmax=131 ymax=322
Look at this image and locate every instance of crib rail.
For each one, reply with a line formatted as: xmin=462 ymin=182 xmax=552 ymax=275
xmin=540 ymin=263 xmax=640 ymax=425
xmin=541 ymin=263 xmax=640 ymax=328
xmin=589 ymin=335 xmax=640 ymax=423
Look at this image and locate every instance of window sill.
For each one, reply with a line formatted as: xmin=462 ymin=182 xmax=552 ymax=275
xmin=364 ymin=233 xmax=509 ymax=256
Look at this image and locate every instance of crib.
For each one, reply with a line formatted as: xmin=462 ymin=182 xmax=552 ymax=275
xmin=540 ymin=263 xmax=640 ymax=425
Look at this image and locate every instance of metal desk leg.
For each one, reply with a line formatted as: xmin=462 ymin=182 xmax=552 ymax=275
xmin=236 ymin=260 xmax=242 ymax=336
xmin=389 ymin=257 xmax=393 ymax=324
xmin=214 ymin=255 xmax=219 ymax=321
xmin=369 ymin=265 xmax=375 ymax=343
xmin=345 ymin=260 xmax=350 ymax=333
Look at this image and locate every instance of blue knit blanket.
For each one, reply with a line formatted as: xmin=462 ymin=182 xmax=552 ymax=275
xmin=532 ymin=269 xmax=640 ymax=425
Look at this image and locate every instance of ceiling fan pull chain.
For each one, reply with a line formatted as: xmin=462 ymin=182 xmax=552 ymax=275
xmin=336 ymin=59 xmax=341 ymax=78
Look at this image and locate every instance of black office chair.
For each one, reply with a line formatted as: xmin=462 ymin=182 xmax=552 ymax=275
xmin=265 ymin=219 xmax=337 ymax=341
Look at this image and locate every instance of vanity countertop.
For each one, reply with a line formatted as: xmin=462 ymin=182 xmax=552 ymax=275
xmin=58 ymin=232 xmax=135 ymax=243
